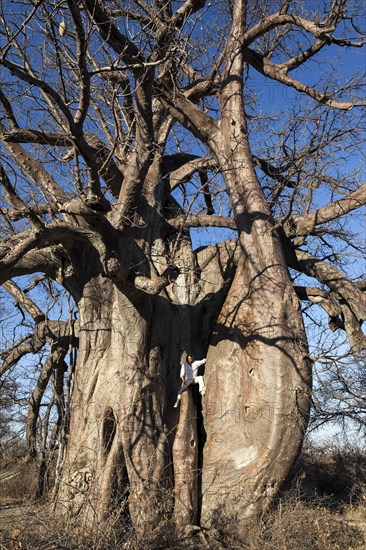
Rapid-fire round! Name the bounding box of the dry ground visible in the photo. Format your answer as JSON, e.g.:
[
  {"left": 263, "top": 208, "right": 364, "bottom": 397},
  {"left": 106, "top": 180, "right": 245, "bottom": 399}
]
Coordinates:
[
  {"left": 0, "top": 499, "right": 365, "bottom": 550},
  {"left": 0, "top": 449, "right": 365, "bottom": 549}
]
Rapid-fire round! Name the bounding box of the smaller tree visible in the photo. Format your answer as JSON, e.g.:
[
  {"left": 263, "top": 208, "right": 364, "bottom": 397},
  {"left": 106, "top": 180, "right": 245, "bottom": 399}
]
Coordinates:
[
  {"left": 312, "top": 354, "right": 366, "bottom": 436},
  {"left": 0, "top": 377, "right": 17, "bottom": 453}
]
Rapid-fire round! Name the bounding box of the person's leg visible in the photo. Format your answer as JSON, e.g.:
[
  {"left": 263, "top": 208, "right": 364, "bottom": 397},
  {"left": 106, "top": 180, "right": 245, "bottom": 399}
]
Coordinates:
[
  {"left": 194, "top": 376, "right": 205, "bottom": 395},
  {"left": 174, "top": 379, "right": 194, "bottom": 407},
  {"left": 177, "top": 379, "right": 193, "bottom": 397}
]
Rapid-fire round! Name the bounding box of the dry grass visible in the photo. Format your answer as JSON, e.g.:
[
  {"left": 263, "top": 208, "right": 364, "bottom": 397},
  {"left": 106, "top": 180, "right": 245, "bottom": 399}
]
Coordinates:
[
  {"left": 238, "top": 499, "right": 364, "bottom": 550},
  {"left": 0, "top": 446, "right": 365, "bottom": 549},
  {"left": 0, "top": 460, "right": 38, "bottom": 506},
  {"left": 1, "top": 499, "right": 365, "bottom": 550}
]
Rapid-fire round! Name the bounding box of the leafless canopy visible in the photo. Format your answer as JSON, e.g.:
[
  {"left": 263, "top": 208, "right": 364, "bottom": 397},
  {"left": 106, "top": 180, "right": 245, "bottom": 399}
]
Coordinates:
[{"left": 0, "top": 0, "right": 365, "bottom": 529}]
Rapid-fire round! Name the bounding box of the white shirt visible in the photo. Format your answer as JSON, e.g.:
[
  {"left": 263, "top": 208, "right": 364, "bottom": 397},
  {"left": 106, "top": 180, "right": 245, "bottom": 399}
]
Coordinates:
[{"left": 180, "top": 359, "right": 206, "bottom": 380}]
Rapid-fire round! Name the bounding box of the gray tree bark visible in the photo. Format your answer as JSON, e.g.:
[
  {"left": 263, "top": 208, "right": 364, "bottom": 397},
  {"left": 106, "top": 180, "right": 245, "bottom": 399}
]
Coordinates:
[{"left": 172, "top": 389, "right": 199, "bottom": 526}]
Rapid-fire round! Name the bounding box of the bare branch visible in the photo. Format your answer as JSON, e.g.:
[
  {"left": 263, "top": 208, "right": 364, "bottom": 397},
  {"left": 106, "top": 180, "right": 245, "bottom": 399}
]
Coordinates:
[
  {"left": 244, "top": 48, "right": 365, "bottom": 110},
  {"left": 67, "top": 0, "right": 90, "bottom": 128},
  {"left": 0, "top": 320, "right": 75, "bottom": 377},
  {"left": 83, "top": 0, "right": 144, "bottom": 61},
  {"left": 280, "top": 39, "right": 327, "bottom": 72},
  {"left": 1, "top": 335, "right": 43, "bottom": 378},
  {"left": 288, "top": 182, "right": 366, "bottom": 237},
  {"left": 3, "top": 129, "right": 124, "bottom": 197},
  {"left": 0, "top": 88, "right": 19, "bottom": 128},
  {"left": 168, "top": 156, "right": 216, "bottom": 190},
  {"left": 0, "top": 58, "right": 74, "bottom": 125},
  {"left": 168, "top": 214, "right": 236, "bottom": 231},
  {"left": 2, "top": 280, "right": 45, "bottom": 322},
  {"left": 0, "top": 224, "right": 105, "bottom": 282},
  {"left": 174, "top": 0, "right": 206, "bottom": 20},
  {"left": 107, "top": 6, "right": 154, "bottom": 27},
  {"left": 286, "top": 246, "right": 366, "bottom": 327},
  {"left": 243, "top": 13, "right": 336, "bottom": 47},
  {"left": 26, "top": 342, "right": 68, "bottom": 459},
  {"left": 158, "top": 83, "right": 219, "bottom": 144},
  {"left": 294, "top": 285, "right": 340, "bottom": 319},
  {"left": 290, "top": 255, "right": 366, "bottom": 354},
  {"left": 0, "top": 132, "right": 70, "bottom": 208},
  {"left": 0, "top": 161, "right": 44, "bottom": 229}
]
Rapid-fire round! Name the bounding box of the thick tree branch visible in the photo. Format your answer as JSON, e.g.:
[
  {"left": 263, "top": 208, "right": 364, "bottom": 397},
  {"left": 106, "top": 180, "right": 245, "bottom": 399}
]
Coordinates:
[
  {"left": 287, "top": 182, "right": 366, "bottom": 237},
  {"left": 83, "top": 0, "right": 143, "bottom": 61},
  {"left": 286, "top": 246, "right": 366, "bottom": 353},
  {"left": 200, "top": 170, "right": 215, "bottom": 215},
  {"left": 290, "top": 248, "right": 366, "bottom": 321},
  {"left": 0, "top": 320, "right": 75, "bottom": 377},
  {"left": 0, "top": 204, "right": 56, "bottom": 223},
  {"left": 2, "top": 280, "right": 45, "bottom": 323},
  {"left": 168, "top": 214, "right": 236, "bottom": 231},
  {"left": 26, "top": 342, "right": 69, "bottom": 459},
  {"left": 294, "top": 285, "right": 343, "bottom": 331},
  {"left": 67, "top": 0, "right": 90, "bottom": 128},
  {"left": 182, "top": 76, "right": 220, "bottom": 103},
  {"left": 0, "top": 245, "right": 61, "bottom": 286},
  {"left": 133, "top": 271, "right": 176, "bottom": 295},
  {"left": 3, "top": 129, "right": 70, "bottom": 147},
  {"left": 0, "top": 88, "right": 19, "bottom": 128},
  {"left": 1, "top": 334, "right": 42, "bottom": 378},
  {"left": 173, "top": 0, "right": 206, "bottom": 21},
  {"left": 158, "top": 83, "right": 218, "bottom": 145},
  {"left": 243, "top": 13, "right": 336, "bottom": 47},
  {"left": 0, "top": 224, "right": 105, "bottom": 281},
  {"left": 280, "top": 39, "right": 326, "bottom": 72},
  {"left": 253, "top": 155, "right": 298, "bottom": 189},
  {"left": 167, "top": 156, "right": 216, "bottom": 191},
  {"left": 0, "top": 132, "right": 70, "bottom": 208}
]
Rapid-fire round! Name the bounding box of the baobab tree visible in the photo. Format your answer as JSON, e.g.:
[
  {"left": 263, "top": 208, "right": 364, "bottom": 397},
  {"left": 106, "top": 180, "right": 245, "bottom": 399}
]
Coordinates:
[{"left": 0, "top": 0, "right": 365, "bottom": 535}]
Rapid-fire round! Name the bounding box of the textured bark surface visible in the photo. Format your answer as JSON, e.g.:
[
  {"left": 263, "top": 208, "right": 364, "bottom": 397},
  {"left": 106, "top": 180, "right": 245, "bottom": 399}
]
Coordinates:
[
  {"left": 172, "top": 389, "right": 199, "bottom": 526},
  {"left": 201, "top": 256, "right": 310, "bottom": 525},
  {"left": 196, "top": 9, "right": 312, "bottom": 520},
  {"left": 56, "top": 277, "right": 168, "bottom": 530},
  {"left": 54, "top": 262, "right": 222, "bottom": 531}
]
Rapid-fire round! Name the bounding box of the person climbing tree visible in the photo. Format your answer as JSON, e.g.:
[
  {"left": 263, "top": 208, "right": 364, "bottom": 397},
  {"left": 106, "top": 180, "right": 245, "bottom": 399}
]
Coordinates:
[{"left": 174, "top": 354, "right": 206, "bottom": 408}]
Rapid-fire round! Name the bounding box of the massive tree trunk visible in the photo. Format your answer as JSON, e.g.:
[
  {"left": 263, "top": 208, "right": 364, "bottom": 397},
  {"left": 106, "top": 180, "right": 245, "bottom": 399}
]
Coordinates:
[
  {"left": 200, "top": 170, "right": 311, "bottom": 523},
  {"left": 202, "top": 188, "right": 311, "bottom": 525},
  {"left": 199, "top": 149, "right": 311, "bottom": 524},
  {"left": 54, "top": 254, "right": 221, "bottom": 531},
  {"left": 54, "top": 114, "right": 311, "bottom": 534},
  {"left": 196, "top": 5, "right": 312, "bottom": 523},
  {"left": 202, "top": 253, "right": 310, "bottom": 524},
  {"left": 56, "top": 276, "right": 170, "bottom": 531},
  {"left": 200, "top": 100, "right": 311, "bottom": 527}
]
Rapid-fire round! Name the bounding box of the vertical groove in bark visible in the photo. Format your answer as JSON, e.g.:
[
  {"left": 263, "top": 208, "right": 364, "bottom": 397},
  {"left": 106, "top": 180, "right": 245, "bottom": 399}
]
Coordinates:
[
  {"left": 102, "top": 408, "right": 117, "bottom": 456},
  {"left": 172, "top": 389, "right": 199, "bottom": 526}
]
